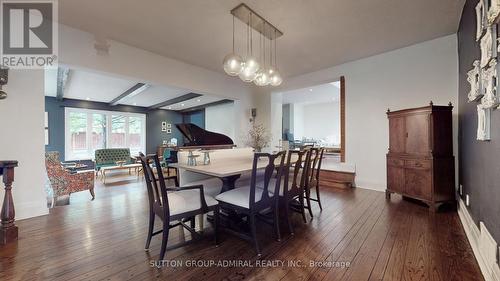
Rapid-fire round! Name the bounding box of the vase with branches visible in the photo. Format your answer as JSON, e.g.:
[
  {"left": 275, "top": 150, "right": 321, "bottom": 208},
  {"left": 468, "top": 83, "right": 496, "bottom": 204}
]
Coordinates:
[{"left": 244, "top": 123, "right": 271, "bottom": 152}]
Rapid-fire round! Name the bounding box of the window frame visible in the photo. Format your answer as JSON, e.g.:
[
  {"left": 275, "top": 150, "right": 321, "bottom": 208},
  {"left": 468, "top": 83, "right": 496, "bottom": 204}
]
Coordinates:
[{"left": 64, "top": 107, "right": 146, "bottom": 160}]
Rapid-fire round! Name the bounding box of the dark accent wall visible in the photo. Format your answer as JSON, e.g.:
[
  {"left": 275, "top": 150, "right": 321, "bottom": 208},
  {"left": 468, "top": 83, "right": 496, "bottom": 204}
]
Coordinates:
[
  {"left": 45, "top": 97, "right": 185, "bottom": 159},
  {"left": 458, "top": 0, "right": 500, "bottom": 245},
  {"left": 146, "top": 110, "right": 184, "bottom": 154}
]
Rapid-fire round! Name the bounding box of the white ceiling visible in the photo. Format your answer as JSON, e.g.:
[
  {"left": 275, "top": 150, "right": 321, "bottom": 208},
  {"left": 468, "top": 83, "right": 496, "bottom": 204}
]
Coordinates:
[
  {"left": 282, "top": 81, "right": 339, "bottom": 105},
  {"left": 45, "top": 68, "right": 227, "bottom": 109},
  {"left": 58, "top": 0, "right": 465, "bottom": 78}
]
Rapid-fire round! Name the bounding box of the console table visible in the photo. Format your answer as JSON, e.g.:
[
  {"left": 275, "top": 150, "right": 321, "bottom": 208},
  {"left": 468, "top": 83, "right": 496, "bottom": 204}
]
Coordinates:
[{"left": 0, "top": 160, "right": 18, "bottom": 245}]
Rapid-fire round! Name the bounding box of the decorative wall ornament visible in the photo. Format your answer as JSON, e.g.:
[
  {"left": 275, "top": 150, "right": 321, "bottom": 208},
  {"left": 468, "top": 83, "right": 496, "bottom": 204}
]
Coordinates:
[
  {"left": 488, "top": 0, "right": 500, "bottom": 24},
  {"left": 468, "top": 60, "right": 483, "bottom": 101},
  {"left": 477, "top": 104, "right": 491, "bottom": 141},
  {"left": 481, "top": 59, "right": 499, "bottom": 108},
  {"left": 477, "top": 0, "right": 487, "bottom": 41},
  {"left": 480, "top": 25, "right": 497, "bottom": 68}
]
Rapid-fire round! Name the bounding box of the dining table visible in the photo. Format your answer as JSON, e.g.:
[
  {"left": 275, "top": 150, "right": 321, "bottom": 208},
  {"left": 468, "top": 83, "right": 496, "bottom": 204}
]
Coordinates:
[{"left": 172, "top": 155, "right": 272, "bottom": 192}]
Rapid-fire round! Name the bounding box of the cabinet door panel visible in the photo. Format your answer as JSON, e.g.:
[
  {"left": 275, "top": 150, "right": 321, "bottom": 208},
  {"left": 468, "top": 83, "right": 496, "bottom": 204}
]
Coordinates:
[
  {"left": 389, "top": 117, "right": 406, "bottom": 153},
  {"left": 404, "top": 168, "right": 432, "bottom": 201},
  {"left": 387, "top": 165, "right": 404, "bottom": 193},
  {"left": 405, "top": 114, "right": 430, "bottom": 155}
]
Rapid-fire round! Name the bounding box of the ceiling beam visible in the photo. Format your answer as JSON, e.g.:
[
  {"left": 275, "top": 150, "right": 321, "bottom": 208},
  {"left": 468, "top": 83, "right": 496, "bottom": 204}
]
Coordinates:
[
  {"left": 180, "top": 99, "right": 234, "bottom": 113},
  {"left": 109, "top": 83, "right": 149, "bottom": 106},
  {"left": 56, "top": 68, "right": 71, "bottom": 101},
  {"left": 148, "top": 93, "right": 202, "bottom": 110}
]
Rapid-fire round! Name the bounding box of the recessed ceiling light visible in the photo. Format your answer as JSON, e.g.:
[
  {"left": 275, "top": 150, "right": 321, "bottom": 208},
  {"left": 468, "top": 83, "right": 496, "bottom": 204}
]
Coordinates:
[
  {"left": 133, "top": 103, "right": 137, "bottom": 106},
  {"left": 167, "top": 106, "right": 172, "bottom": 110},
  {"left": 181, "top": 103, "right": 185, "bottom": 107},
  {"left": 197, "top": 99, "right": 201, "bottom": 102},
  {"left": 86, "top": 97, "right": 90, "bottom": 100},
  {"left": 309, "top": 89, "right": 313, "bottom": 92}
]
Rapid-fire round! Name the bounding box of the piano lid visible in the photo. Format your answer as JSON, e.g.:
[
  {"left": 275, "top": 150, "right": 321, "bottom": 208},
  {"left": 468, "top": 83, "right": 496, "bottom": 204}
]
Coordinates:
[{"left": 176, "top": 123, "right": 234, "bottom": 147}]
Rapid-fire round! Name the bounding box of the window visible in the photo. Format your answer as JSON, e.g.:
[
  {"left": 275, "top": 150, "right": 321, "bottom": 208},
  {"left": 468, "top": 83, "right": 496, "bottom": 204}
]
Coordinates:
[{"left": 65, "top": 108, "right": 146, "bottom": 160}]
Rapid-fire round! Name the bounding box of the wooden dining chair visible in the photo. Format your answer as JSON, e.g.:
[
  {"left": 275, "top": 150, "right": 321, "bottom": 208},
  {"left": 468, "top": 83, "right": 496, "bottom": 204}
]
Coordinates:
[
  {"left": 281, "top": 149, "right": 310, "bottom": 235},
  {"left": 303, "top": 148, "right": 319, "bottom": 218},
  {"left": 308, "top": 148, "right": 325, "bottom": 211},
  {"left": 215, "top": 151, "right": 286, "bottom": 257},
  {"left": 139, "top": 153, "right": 220, "bottom": 260}
]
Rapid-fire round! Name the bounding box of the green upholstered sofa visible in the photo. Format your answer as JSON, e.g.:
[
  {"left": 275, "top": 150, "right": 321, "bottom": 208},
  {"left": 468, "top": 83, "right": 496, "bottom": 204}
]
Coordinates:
[{"left": 94, "top": 148, "right": 136, "bottom": 171}]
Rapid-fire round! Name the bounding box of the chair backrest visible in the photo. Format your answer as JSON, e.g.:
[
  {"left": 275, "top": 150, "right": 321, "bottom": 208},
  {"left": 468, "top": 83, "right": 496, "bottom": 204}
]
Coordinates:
[
  {"left": 163, "top": 148, "right": 171, "bottom": 160},
  {"left": 45, "top": 151, "right": 63, "bottom": 180},
  {"left": 303, "top": 148, "right": 319, "bottom": 191},
  {"left": 283, "top": 149, "right": 309, "bottom": 199},
  {"left": 163, "top": 148, "right": 179, "bottom": 163},
  {"left": 95, "top": 148, "right": 131, "bottom": 165},
  {"left": 249, "top": 151, "right": 286, "bottom": 209},
  {"left": 139, "top": 153, "right": 174, "bottom": 219},
  {"left": 314, "top": 148, "right": 325, "bottom": 182}
]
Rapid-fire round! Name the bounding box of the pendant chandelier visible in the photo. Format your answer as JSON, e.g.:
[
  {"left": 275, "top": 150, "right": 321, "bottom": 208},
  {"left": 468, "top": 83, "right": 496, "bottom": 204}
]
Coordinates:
[{"left": 223, "top": 3, "right": 283, "bottom": 86}]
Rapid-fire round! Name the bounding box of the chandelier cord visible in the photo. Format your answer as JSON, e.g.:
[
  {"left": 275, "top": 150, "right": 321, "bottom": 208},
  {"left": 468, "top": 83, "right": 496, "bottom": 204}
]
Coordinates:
[
  {"left": 232, "top": 15, "right": 235, "bottom": 53},
  {"left": 274, "top": 29, "right": 277, "bottom": 67},
  {"left": 250, "top": 12, "right": 253, "bottom": 57}
]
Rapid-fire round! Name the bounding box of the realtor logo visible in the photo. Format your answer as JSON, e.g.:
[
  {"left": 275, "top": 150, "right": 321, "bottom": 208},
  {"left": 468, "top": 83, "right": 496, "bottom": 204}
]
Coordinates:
[{"left": 1, "top": 0, "right": 58, "bottom": 69}]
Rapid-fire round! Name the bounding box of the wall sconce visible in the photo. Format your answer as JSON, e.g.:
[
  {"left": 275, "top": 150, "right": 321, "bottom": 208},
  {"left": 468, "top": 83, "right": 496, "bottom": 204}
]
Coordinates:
[{"left": 0, "top": 68, "right": 8, "bottom": 100}]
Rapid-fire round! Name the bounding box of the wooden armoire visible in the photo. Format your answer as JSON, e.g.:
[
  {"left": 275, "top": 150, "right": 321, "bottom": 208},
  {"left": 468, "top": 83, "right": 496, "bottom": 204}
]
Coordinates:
[{"left": 386, "top": 102, "right": 455, "bottom": 211}]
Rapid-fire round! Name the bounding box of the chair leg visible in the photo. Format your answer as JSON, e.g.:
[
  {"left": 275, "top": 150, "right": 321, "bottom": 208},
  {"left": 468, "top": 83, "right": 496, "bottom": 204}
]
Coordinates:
[
  {"left": 159, "top": 219, "right": 169, "bottom": 260},
  {"left": 89, "top": 188, "right": 95, "bottom": 200},
  {"left": 145, "top": 211, "right": 155, "bottom": 251},
  {"left": 315, "top": 184, "right": 323, "bottom": 210},
  {"left": 286, "top": 200, "right": 294, "bottom": 235},
  {"left": 249, "top": 213, "right": 261, "bottom": 257},
  {"left": 299, "top": 195, "right": 307, "bottom": 223},
  {"left": 305, "top": 190, "right": 313, "bottom": 218},
  {"left": 273, "top": 205, "right": 281, "bottom": 242},
  {"left": 51, "top": 196, "right": 56, "bottom": 208},
  {"left": 214, "top": 208, "right": 220, "bottom": 246},
  {"left": 190, "top": 216, "right": 196, "bottom": 229}
]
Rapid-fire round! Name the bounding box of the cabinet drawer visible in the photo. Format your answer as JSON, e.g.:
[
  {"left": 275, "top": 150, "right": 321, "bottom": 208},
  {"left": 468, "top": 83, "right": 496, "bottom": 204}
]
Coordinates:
[
  {"left": 405, "top": 159, "right": 431, "bottom": 170},
  {"left": 387, "top": 158, "right": 405, "bottom": 167}
]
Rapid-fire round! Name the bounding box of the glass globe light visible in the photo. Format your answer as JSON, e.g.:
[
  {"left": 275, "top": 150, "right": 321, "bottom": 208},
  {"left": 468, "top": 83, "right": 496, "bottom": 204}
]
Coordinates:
[
  {"left": 242, "top": 56, "right": 260, "bottom": 75},
  {"left": 267, "top": 66, "right": 276, "bottom": 77},
  {"left": 270, "top": 70, "right": 283, "bottom": 86},
  {"left": 254, "top": 68, "right": 270, "bottom": 86},
  {"left": 238, "top": 62, "right": 258, "bottom": 82},
  {"left": 223, "top": 53, "right": 244, "bottom": 76}
]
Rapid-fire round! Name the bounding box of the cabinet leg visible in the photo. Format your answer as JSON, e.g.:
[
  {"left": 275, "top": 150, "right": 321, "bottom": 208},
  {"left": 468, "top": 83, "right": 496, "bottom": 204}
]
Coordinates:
[{"left": 385, "top": 190, "right": 391, "bottom": 200}]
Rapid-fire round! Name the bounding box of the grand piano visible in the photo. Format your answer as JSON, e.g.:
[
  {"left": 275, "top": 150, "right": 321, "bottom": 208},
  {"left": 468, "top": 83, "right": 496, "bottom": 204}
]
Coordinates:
[
  {"left": 176, "top": 123, "right": 235, "bottom": 149},
  {"left": 157, "top": 123, "right": 235, "bottom": 156}
]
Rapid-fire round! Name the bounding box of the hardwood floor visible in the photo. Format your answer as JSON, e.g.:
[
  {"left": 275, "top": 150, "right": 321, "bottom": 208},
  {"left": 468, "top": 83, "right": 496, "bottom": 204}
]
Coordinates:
[{"left": 0, "top": 172, "right": 483, "bottom": 281}]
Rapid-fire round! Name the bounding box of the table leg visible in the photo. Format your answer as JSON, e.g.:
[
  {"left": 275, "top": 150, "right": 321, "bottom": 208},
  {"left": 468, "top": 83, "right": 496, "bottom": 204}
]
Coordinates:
[{"left": 220, "top": 175, "right": 241, "bottom": 193}]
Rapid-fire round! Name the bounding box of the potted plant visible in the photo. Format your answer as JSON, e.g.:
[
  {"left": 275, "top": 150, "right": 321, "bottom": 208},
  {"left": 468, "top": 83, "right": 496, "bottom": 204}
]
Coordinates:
[{"left": 244, "top": 123, "right": 271, "bottom": 152}]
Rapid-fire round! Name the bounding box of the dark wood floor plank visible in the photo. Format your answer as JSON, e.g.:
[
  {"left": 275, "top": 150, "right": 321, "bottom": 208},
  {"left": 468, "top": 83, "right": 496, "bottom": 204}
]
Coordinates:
[
  {"left": 308, "top": 194, "right": 387, "bottom": 281},
  {"left": 381, "top": 199, "right": 415, "bottom": 281},
  {"left": 0, "top": 177, "right": 484, "bottom": 281},
  {"left": 368, "top": 200, "right": 411, "bottom": 281},
  {"left": 340, "top": 197, "right": 402, "bottom": 281}
]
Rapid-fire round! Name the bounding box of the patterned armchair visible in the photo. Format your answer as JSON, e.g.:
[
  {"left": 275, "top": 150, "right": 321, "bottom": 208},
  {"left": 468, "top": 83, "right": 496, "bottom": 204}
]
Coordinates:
[{"left": 45, "top": 152, "right": 95, "bottom": 207}]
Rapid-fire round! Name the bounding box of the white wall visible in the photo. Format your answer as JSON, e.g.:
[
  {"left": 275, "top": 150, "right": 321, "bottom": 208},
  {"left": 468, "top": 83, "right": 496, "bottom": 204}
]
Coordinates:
[
  {"left": 0, "top": 70, "right": 49, "bottom": 219},
  {"left": 300, "top": 102, "right": 340, "bottom": 144},
  {"left": 205, "top": 102, "right": 235, "bottom": 141},
  {"left": 270, "top": 35, "right": 459, "bottom": 191}
]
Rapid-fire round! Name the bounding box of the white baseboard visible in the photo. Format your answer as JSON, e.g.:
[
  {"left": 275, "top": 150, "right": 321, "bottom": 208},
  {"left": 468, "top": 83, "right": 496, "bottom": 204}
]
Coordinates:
[{"left": 457, "top": 198, "right": 500, "bottom": 281}]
